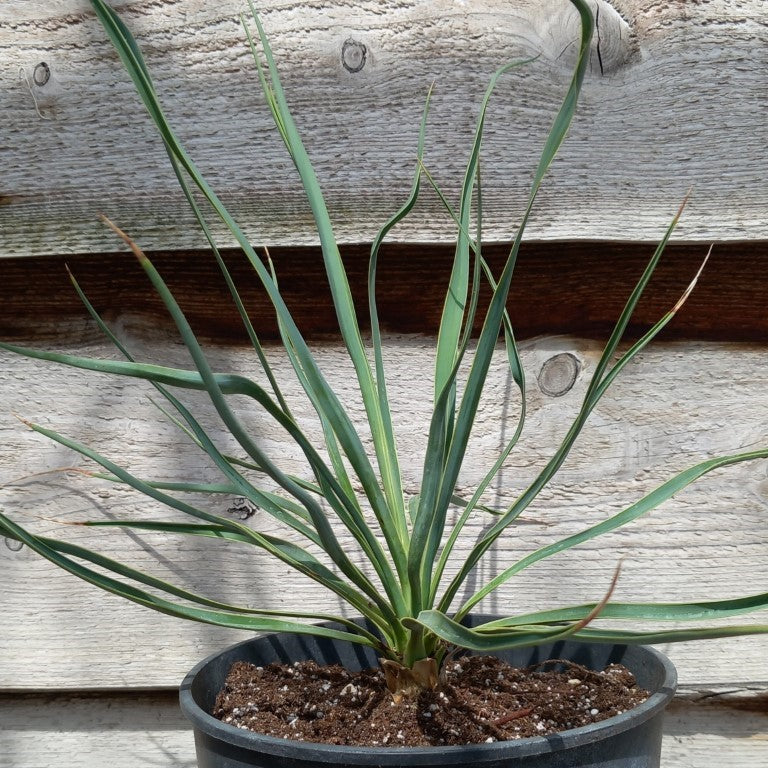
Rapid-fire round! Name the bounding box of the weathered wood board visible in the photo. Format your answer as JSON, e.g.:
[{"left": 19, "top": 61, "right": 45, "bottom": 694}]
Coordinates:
[
  {"left": 3, "top": 243, "right": 768, "bottom": 345},
  {"left": 1, "top": 692, "right": 766, "bottom": 767},
  {"left": 1, "top": 332, "right": 767, "bottom": 690},
  {"left": 2, "top": 0, "right": 768, "bottom": 257}
]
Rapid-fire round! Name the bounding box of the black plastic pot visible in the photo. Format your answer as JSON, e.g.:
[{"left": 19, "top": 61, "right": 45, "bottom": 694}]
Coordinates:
[{"left": 180, "top": 618, "right": 677, "bottom": 768}]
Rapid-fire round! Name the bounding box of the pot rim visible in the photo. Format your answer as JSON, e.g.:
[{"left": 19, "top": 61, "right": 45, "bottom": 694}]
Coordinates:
[{"left": 179, "top": 632, "right": 677, "bottom": 764}]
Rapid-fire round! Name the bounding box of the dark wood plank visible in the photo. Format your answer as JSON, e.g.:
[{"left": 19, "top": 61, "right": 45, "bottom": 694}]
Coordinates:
[{"left": 1, "top": 241, "right": 765, "bottom": 343}]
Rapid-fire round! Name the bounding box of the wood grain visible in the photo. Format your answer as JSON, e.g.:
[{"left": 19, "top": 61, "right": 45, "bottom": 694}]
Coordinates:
[
  {"left": 2, "top": 0, "right": 767, "bottom": 257},
  {"left": 1, "top": 332, "right": 767, "bottom": 689}
]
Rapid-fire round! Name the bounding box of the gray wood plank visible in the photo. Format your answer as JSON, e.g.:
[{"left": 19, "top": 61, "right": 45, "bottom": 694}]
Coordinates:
[
  {"left": 1, "top": 691, "right": 765, "bottom": 767},
  {"left": 1, "top": 333, "right": 767, "bottom": 689},
  {"left": 2, "top": 1, "right": 767, "bottom": 257}
]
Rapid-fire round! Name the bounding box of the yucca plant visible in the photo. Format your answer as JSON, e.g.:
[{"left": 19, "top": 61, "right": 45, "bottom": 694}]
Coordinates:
[{"left": 2, "top": 0, "right": 767, "bottom": 698}]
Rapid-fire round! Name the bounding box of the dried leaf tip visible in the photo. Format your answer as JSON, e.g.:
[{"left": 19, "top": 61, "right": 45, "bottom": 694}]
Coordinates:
[
  {"left": 672, "top": 244, "right": 712, "bottom": 314},
  {"left": 13, "top": 413, "right": 34, "bottom": 429},
  {"left": 673, "top": 187, "right": 694, "bottom": 224},
  {"left": 570, "top": 559, "right": 623, "bottom": 633},
  {"left": 98, "top": 213, "right": 149, "bottom": 263},
  {"left": 0, "top": 466, "right": 92, "bottom": 489}
]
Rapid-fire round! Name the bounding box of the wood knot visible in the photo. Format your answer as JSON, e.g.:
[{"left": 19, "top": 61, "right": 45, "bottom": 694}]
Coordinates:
[
  {"left": 341, "top": 38, "right": 367, "bottom": 73},
  {"left": 545, "top": 0, "right": 637, "bottom": 76},
  {"left": 538, "top": 353, "right": 580, "bottom": 397},
  {"left": 33, "top": 62, "right": 51, "bottom": 87},
  {"left": 4, "top": 537, "right": 24, "bottom": 553},
  {"left": 591, "top": 0, "right": 637, "bottom": 75}
]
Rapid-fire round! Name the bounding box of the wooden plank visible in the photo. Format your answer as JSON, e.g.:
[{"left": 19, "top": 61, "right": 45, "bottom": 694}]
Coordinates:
[
  {"left": 662, "top": 694, "right": 768, "bottom": 766},
  {"left": 2, "top": 0, "right": 767, "bottom": 257},
  {"left": 0, "top": 692, "right": 197, "bottom": 768},
  {"left": 1, "top": 241, "right": 767, "bottom": 344},
  {"left": 1, "top": 691, "right": 765, "bottom": 767},
  {"left": 1, "top": 332, "right": 767, "bottom": 689}
]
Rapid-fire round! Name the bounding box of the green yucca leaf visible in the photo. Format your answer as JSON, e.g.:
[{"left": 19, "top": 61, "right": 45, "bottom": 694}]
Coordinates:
[
  {"left": 435, "top": 226, "right": 710, "bottom": 615},
  {"left": 432, "top": 56, "right": 536, "bottom": 407},
  {"left": 410, "top": 609, "right": 768, "bottom": 652},
  {"left": 417, "top": 172, "right": 527, "bottom": 601},
  {"left": 479, "top": 592, "right": 768, "bottom": 626},
  {"left": 410, "top": 1, "right": 594, "bottom": 619},
  {"left": 7, "top": 517, "right": 384, "bottom": 650},
  {"left": 244, "top": 5, "right": 410, "bottom": 559},
  {"left": 94, "top": 0, "right": 409, "bottom": 587},
  {"left": 9, "top": 419, "right": 394, "bottom": 627},
  {"left": 453, "top": 446, "right": 768, "bottom": 619},
  {"left": 0, "top": 509, "right": 387, "bottom": 651},
  {"left": 410, "top": 562, "right": 624, "bottom": 651}
]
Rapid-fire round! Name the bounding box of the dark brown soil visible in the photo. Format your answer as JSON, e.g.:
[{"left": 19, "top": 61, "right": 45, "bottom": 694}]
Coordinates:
[{"left": 213, "top": 655, "right": 649, "bottom": 747}]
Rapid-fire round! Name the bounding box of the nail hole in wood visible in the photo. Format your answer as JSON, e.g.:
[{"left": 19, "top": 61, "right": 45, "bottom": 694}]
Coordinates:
[
  {"left": 341, "top": 39, "right": 367, "bottom": 73},
  {"left": 33, "top": 62, "right": 50, "bottom": 87},
  {"left": 538, "top": 353, "right": 580, "bottom": 397}
]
